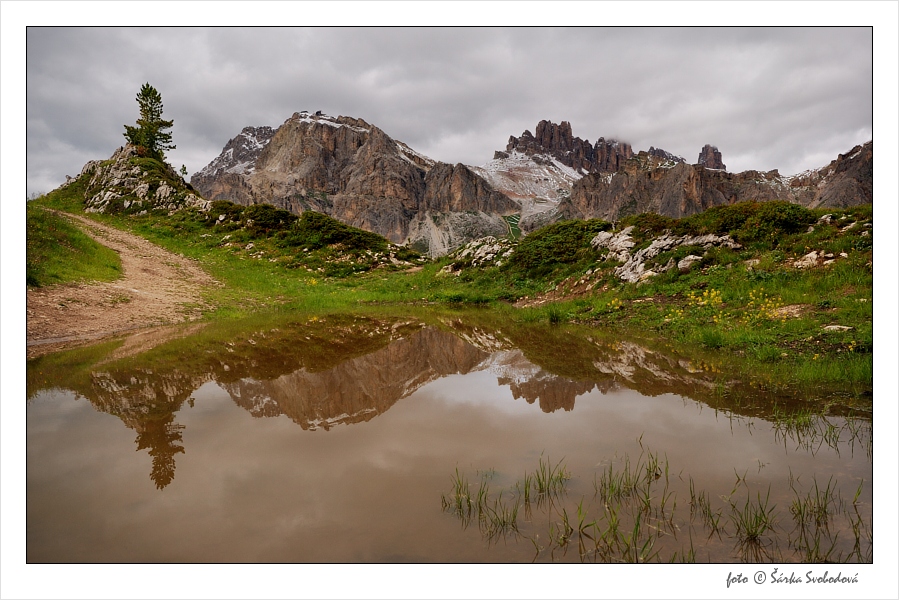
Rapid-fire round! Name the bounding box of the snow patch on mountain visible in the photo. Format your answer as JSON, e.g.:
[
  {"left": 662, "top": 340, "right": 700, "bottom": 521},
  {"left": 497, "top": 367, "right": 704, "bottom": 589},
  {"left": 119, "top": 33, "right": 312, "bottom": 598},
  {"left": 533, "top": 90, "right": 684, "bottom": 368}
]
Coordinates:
[
  {"left": 195, "top": 125, "right": 275, "bottom": 178},
  {"left": 396, "top": 141, "right": 436, "bottom": 169},
  {"left": 469, "top": 150, "right": 584, "bottom": 218},
  {"left": 286, "top": 110, "right": 370, "bottom": 134}
]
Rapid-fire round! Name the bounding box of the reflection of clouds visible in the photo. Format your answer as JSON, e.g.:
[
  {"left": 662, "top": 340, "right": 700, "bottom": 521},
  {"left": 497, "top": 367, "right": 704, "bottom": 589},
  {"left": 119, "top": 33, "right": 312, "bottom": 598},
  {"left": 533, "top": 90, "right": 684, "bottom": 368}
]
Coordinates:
[{"left": 28, "top": 367, "right": 872, "bottom": 563}]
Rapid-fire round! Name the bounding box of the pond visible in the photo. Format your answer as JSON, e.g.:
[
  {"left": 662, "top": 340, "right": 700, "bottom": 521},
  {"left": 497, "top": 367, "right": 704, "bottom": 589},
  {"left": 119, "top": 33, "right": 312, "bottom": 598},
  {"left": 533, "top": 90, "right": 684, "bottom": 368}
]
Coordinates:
[{"left": 26, "top": 310, "right": 873, "bottom": 564}]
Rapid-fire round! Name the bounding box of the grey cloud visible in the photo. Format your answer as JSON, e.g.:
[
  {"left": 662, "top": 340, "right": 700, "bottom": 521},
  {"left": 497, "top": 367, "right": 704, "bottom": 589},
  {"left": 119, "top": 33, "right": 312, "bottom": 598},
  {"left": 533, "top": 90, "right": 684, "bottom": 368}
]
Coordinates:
[{"left": 26, "top": 27, "right": 872, "bottom": 195}]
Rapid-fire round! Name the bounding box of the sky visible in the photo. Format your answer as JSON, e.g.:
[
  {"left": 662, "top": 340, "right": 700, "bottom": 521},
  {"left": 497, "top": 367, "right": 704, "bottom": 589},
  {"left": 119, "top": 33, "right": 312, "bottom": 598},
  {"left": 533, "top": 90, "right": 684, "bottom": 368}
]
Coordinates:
[{"left": 24, "top": 25, "right": 875, "bottom": 196}]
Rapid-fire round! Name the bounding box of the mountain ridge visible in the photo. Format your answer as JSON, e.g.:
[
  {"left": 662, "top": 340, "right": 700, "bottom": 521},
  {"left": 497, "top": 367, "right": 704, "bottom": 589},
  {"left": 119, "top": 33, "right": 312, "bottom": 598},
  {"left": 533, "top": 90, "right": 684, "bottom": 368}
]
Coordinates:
[{"left": 190, "top": 113, "right": 872, "bottom": 251}]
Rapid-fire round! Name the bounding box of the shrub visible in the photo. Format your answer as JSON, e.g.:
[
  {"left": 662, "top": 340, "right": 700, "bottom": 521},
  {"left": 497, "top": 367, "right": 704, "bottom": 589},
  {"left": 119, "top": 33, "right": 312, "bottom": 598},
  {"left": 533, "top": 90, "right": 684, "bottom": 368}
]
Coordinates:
[
  {"left": 209, "top": 200, "right": 245, "bottom": 223},
  {"left": 508, "top": 219, "right": 610, "bottom": 278},
  {"left": 242, "top": 203, "right": 297, "bottom": 234},
  {"left": 394, "top": 246, "right": 422, "bottom": 262},
  {"left": 738, "top": 201, "right": 815, "bottom": 242},
  {"left": 279, "top": 211, "right": 389, "bottom": 252},
  {"left": 675, "top": 202, "right": 760, "bottom": 236},
  {"left": 619, "top": 212, "right": 677, "bottom": 237}
]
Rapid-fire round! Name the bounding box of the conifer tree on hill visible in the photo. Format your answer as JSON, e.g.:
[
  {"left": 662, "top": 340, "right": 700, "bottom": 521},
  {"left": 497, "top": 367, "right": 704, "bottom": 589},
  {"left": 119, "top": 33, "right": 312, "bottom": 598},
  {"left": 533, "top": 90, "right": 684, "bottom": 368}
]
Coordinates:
[{"left": 123, "top": 83, "right": 175, "bottom": 160}]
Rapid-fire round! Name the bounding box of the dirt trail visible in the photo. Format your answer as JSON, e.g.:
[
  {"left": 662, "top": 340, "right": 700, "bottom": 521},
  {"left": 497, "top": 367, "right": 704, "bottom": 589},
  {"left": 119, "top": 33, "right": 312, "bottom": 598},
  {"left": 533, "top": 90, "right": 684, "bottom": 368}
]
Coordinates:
[{"left": 27, "top": 211, "right": 219, "bottom": 358}]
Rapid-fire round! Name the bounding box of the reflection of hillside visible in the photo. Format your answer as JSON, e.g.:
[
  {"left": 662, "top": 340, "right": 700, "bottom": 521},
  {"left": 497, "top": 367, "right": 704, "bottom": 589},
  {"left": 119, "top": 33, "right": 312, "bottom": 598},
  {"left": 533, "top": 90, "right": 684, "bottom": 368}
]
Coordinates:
[{"left": 222, "top": 328, "right": 488, "bottom": 429}]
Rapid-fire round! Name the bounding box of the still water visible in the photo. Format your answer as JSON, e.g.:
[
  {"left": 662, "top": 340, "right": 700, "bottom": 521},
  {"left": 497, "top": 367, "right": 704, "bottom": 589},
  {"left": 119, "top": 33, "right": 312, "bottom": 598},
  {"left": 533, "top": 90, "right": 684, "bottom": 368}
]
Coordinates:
[{"left": 26, "top": 311, "right": 872, "bottom": 563}]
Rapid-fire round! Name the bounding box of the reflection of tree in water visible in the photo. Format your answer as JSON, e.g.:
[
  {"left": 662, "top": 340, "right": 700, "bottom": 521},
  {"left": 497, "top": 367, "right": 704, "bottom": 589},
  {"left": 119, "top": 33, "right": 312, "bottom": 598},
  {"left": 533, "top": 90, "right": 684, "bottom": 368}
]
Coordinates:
[{"left": 134, "top": 413, "right": 185, "bottom": 489}]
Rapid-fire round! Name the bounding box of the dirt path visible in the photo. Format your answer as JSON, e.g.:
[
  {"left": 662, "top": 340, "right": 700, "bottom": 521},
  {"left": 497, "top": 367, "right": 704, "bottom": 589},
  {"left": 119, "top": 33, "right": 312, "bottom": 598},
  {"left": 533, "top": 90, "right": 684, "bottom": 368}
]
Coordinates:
[{"left": 27, "top": 211, "right": 220, "bottom": 357}]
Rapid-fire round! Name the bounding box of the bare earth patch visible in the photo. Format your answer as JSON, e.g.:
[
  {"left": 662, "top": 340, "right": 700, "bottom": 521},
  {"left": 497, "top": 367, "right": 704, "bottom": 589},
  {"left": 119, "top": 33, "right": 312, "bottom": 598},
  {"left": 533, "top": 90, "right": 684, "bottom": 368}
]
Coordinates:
[{"left": 27, "top": 212, "right": 219, "bottom": 358}]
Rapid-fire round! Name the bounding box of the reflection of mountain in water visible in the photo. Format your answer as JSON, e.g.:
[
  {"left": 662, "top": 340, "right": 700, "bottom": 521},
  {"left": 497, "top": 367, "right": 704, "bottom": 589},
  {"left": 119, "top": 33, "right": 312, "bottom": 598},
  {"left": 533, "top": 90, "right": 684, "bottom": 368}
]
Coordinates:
[
  {"left": 222, "top": 328, "right": 488, "bottom": 430},
  {"left": 477, "top": 350, "right": 604, "bottom": 412},
  {"left": 35, "top": 314, "right": 799, "bottom": 488}
]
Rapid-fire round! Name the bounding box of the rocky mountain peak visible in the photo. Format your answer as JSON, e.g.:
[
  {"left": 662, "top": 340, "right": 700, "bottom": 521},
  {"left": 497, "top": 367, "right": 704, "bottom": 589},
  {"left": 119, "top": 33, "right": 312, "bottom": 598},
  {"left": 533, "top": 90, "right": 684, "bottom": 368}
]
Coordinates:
[
  {"left": 697, "top": 144, "right": 726, "bottom": 170},
  {"left": 502, "top": 120, "right": 635, "bottom": 176},
  {"left": 647, "top": 147, "right": 686, "bottom": 164},
  {"left": 593, "top": 137, "right": 634, "bottom": 173},
  {"left": 194, "top": 125, "right": 275, "bottom": 180},
  {"left": 284, "top": 110, "right": 373, "bottom": 133},
  {"left": 191, "top": 111, "right": 515, "bottom": 256}
]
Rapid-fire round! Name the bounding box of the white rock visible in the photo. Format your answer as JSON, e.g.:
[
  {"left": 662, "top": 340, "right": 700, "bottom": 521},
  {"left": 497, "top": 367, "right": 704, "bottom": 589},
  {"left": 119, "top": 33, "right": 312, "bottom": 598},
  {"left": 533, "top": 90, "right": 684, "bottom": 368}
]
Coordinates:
[
  {"left": 677, "top": 255, "right": 704, "bottom": 270},
  {"left": 793, "top": 251, "right": 818, "bottom": 269}
]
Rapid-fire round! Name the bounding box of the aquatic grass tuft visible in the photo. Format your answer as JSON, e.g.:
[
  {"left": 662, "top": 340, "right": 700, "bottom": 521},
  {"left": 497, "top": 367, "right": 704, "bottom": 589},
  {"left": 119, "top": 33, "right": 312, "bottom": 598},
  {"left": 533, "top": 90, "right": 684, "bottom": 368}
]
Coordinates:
[
  {"left": 729, "top": 487, "right": 778, "bottom": 542},
  {"left": 533, "top": 455, "right": 570, "bottom": 499}
]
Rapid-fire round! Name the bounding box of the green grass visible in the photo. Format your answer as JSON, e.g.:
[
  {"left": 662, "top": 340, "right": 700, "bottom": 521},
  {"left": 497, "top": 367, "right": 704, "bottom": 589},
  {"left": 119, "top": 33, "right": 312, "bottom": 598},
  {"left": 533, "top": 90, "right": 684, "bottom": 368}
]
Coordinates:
[{"left": 26, "top": 202, "right": 122, "bottom": 287}]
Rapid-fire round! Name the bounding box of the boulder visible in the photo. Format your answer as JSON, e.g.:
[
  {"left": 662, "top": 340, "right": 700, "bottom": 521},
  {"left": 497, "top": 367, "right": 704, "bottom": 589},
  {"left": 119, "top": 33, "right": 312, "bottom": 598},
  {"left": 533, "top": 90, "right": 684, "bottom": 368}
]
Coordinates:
[{"left": 793, "top": 251, "right": 818, "bottom": 269}]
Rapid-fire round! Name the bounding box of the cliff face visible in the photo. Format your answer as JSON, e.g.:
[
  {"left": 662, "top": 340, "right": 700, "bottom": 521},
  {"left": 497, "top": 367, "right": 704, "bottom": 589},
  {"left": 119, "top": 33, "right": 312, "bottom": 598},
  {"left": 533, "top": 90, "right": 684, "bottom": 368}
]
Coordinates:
[
  {"left": 562, "top": 142, "right": 873, "bottom": 221},
  {"left": 192, "top": 111, "right": 515, "bottom": 255},
  {"left": 787, "top": 141, "right": 873, "bottom": 209}
]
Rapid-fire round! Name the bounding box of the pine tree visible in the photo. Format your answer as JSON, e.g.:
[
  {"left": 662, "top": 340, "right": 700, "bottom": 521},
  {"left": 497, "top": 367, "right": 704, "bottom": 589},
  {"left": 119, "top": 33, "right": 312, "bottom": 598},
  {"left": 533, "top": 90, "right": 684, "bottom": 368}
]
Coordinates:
[{"left": 124, "top": 83, "right": 176, "bottom": 159}]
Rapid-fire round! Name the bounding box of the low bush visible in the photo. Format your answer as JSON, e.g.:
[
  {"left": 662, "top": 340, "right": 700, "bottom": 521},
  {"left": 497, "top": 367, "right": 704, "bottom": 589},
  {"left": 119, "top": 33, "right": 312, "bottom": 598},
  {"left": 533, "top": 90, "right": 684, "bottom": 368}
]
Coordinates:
[
  {"left": 738, "top": 201, "right": 815, "bottom": 243},
  {"left": 672, "top": 201, "right": 816, "bottom": 246},
  {"left": 507, "top": 219, "right": 610, "bottom": 278},
  {"left": 279, "top": 211, "right": 389, "bottom": 252},
  {"left": 242, "top": 203, "right": 297, "bottom": 234},
  {"left": 619, "top": 212, "right": 677, "bottom": 237},
  {"left": 209, "top": 200, "right": 245, "bottom": 223}
]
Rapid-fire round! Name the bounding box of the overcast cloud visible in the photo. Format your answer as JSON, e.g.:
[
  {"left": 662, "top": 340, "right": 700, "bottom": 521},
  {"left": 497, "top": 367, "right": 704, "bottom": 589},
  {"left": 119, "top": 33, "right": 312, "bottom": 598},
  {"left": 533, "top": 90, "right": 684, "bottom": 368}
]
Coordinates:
[{"left": 25, "top": 26, "right": 873, "bottom": 196}]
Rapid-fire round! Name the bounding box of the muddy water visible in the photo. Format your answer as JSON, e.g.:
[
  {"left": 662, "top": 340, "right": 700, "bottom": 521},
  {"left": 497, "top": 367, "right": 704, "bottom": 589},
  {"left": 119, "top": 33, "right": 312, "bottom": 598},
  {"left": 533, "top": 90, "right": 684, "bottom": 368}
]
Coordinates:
[{"left": 26, "top": 311, "right": 872, "bottom": 563}]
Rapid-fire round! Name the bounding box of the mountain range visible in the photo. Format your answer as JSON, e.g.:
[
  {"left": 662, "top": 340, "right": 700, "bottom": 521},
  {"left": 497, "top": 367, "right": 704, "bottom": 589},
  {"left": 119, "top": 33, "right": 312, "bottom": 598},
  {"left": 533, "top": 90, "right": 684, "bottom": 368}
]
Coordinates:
[{"left": 182, "top": 112, "right": 869, "bottom": 256}]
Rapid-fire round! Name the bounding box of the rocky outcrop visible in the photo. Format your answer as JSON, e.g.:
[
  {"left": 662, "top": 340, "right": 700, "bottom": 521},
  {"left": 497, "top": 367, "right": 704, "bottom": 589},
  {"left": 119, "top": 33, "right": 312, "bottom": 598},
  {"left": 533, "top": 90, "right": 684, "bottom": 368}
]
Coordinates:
[
  {"left": 697, "top": 144, "right": 726, "bottom": 170},
  {"left": 192, "top": 111, "right": 516, "bottom": 254},
  {"left": 562, "top": 142, "right": 872, "bottom": 221},
  {"left": 439, "top": 236, "right": 517, "bottom": 273},
  {"left": 81, "top": 144, "right": 209, "bottom": 215},
  {"left": 591, "top": 226, "right": 741, "bottom": 283},
  {"left": 503, "top": 120, "right": 633, "bottom": 174},
  {"left": 648, "top": 146, "right": 685, "bottom": 164}
]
